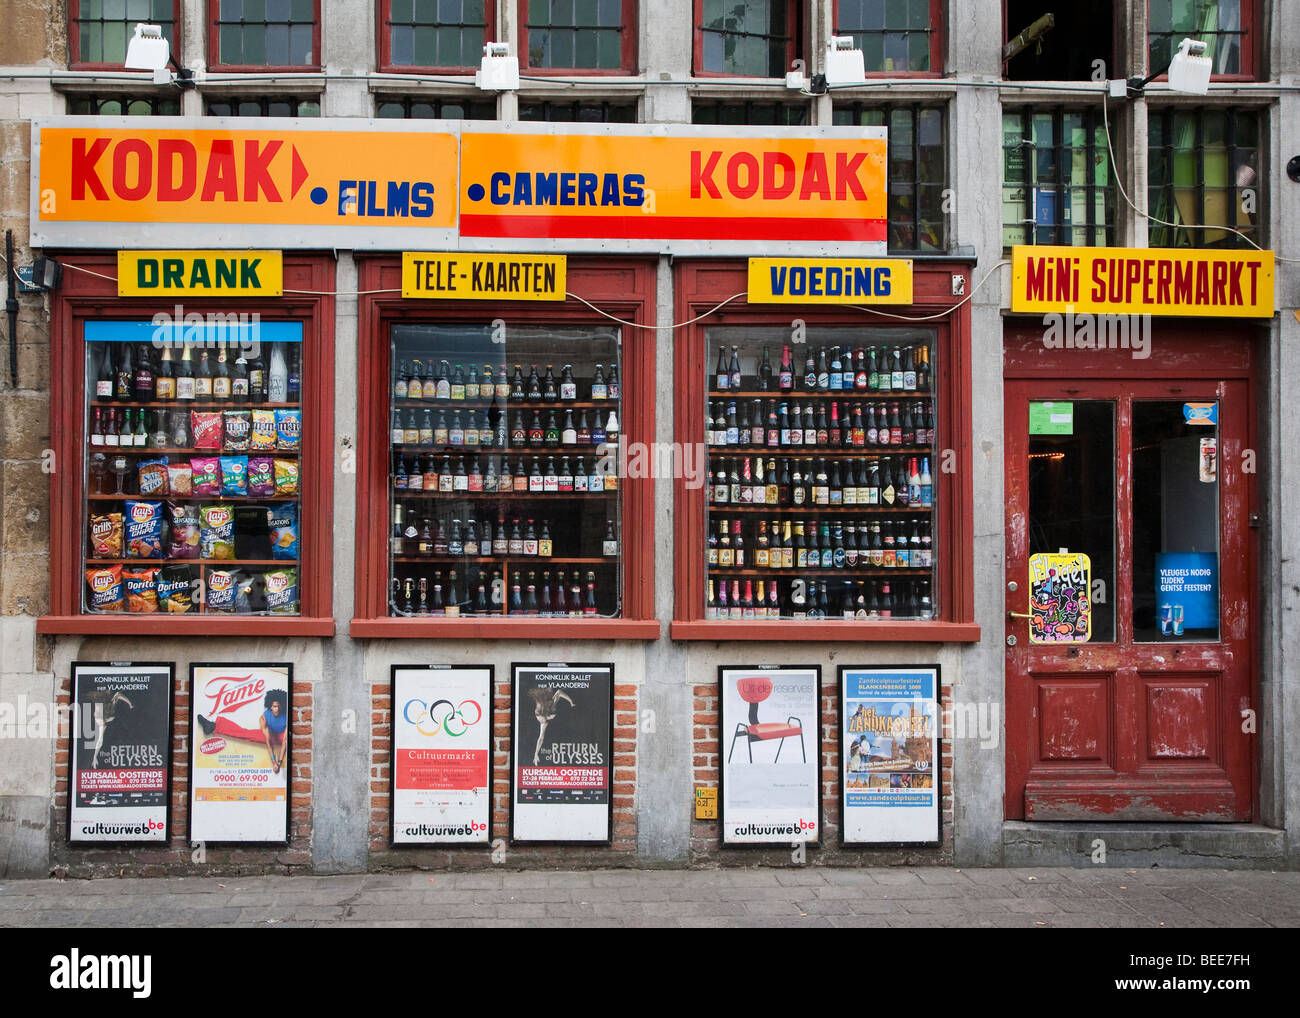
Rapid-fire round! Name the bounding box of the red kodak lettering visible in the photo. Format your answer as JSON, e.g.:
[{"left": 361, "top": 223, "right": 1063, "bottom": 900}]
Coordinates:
[
  {"left": 691, "top": 149, "right": 722, "bottom": 198},
  {"left": 834, "top": 151, "right": 868, "bottom": 200},
  {"left": 157, "top": 139, "right": 196, "bottom": 202},
  {"left": 112, "top": 139, "right": 153, "bottom": 201},
  {"left": 762, "top": 151, "right": 795, "bottom": 199},
  {"left": 243, "top": 140, "right": 283, "bottom": 202},
  {"left": 798, "top": 152, "right": 830, "bottom": 200},
  {"left": 71, "top": 137, "right": 111, "bottom": 201},
  {"left": 201, "top": 140, "right": 238, "bottom": 202}
]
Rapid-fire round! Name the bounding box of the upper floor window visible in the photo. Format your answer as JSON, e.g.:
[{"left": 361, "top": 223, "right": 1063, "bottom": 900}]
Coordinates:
[
  {"left": 834, "top": 0, "right": 942, "bottom": 74},
  {"left": 520, "top": 99, "right": 636, "bottom": 122},
  {"left": 381, "top": 0, "right": 492, "bottom": 71},
  {"left": 1002, "top": 108, "right": 1116, "bottom": 249},
  {"left": 696, "top": 0, "right": 797, "bottom": 77},
  {"left": 210, "top": 0, "right": 319, "bottom": 70},
  {"left": 1004, "top": 1, "right": 1114, "bottom": 81},
  {"left": 521, "top": 0, "right": 636, "bottom": 73},
  {"left": 207, "top": 96, "right": 321, "bottom": 116},
  {"left": 67, "top": 94, "right": 181, "bottom": 116},
  {"left": 1148, "top": 108, "right": 1262, "bottom": 249},
  {"left": 71, "top": 0, "right": 179, "bottom": 69},
  {"left": 377, "top": 96, "right": 496, "bottom": 119},
  {"left": 1149, "top": 0, "right": 1255, "bottom": 79},
  {"left": 692, "top": 100, "right": 808, "bottom": 125}
]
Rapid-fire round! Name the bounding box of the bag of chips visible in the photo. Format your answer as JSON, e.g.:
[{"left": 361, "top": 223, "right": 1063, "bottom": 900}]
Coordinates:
[
  {"left": 191, "top": 457, "right": 221, "bottom": 496},
  {"left": 275, "top": 409, "right": 302, "bottom": 451},
  {"left": 247, "top": 456, "right": 275, "bottom": 497},
  {"left": 167, "top": 461, "right": 193, "bottom": 496},
  {"left": 85, "top": 565, "right": 125, "bottom": 611},
  {"left": 90, "top": 512, "right": 123, "bottom": 559},
  {"left": 157, "top": 565, "right": 196, "bottom": 613},
  {"left": 264, "top": 567, "right": 299, "bottom": 614},
  {"left": 251, "top": 409, "right": 278, "bottom": 450},
  {"left": 200, "top": 503, "right": 236, "bottom": 560},
  {"left": 166, "top": 502, "right": 200, "bottom": 559},
  {"left": 205, "top": 568, "right": 242, "bottom": 612},
  {"left": 274, "top": 458, "right": 299, "bottom": 496},
  {"left": 125, "top": 500, "right": 164, "bottom": 559},
  {"left": 268, "top": 504, "right": 298, "bottom": 560},
  {"left": 220, "top": 455, "right": 249, "bottom": 497},
  {"left": 136, "top": 458, "right": 169, "bottom": 497},
  {"left": 223, "top": 409, "right": 252, "bottom": 451},
  {"left": 123, "top": 566, "right": 160, "bottom": 613}
]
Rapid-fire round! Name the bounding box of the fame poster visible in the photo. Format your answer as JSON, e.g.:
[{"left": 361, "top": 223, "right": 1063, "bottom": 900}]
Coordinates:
[
  {"left": 719, "top": 665, "right": 821, "bottom": 846},
  {"left": 839, "top": 665, "right": 941, "bottom": 846},
  {"left": 68, "top": 662, "right": 173, "bottom": 843},
  {"left": 391, "top": 665, "right": 493, "bottom": 845},
  {"left": 188, "top": 663, "right": 291, "bottom": 844},
  {"left": 510, "top": 663, "right": 612, "bottom": 844}
]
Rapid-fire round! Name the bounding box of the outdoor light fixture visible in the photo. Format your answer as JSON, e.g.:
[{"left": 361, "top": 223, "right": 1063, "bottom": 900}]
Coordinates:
[
  {"left": 476, "top": 42, "right": 519, "bottom": 91},
  {"left": 1124, "top": 37, "right": 1211, "bottom": 98},
  {"left": 124, "top": 23, "right": 195, "bottom": 89},
  {"left": 824, "top": 35, "right": 866, "bottom": 87},
  {"left": 30, "top": 255, "right": 62, "bottom": 292}
]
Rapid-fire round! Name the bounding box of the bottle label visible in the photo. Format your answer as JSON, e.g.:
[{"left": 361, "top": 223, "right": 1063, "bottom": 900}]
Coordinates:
[
  {"left": 509, "top": 539, "right": 523, "bottom": 555},
  {"left": 719, "top": 549, "right": 734, "bottom": 567},
  {"left": 523, "top": 539, "right": 538, "bottom": 555},
  {"left": 155, "top": 378, "right": 175, "bottom": 400},
  {"left": 213, "top": 377, "right": 231, "bottom": 398},
  {"left": 544, "top": 472, "right": 558, "bottom": 492},
  {"left": 561, "top": 382, "right": 577, "bottom": 400},
  {"left": 194, "top": 378, "right": 212, "bottom": 397},
  {"left": 529, "top": 475, "right": 543, "bottom": 492},
  {"left": 176, "top": 378, "right": 195, "bottom": 400},
  {"left": 592, "top": 384, "right": 608, "bottom": 400},
  {"left": 539, "top": 539, "right": 552, "bottom": 557}
]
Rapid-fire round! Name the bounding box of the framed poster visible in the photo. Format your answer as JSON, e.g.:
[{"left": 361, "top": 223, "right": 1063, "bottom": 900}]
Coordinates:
[
  {"left": 719, "top": 665, "right": 821, "bottom": 846},
  {"left": 510, "top": 663, "right": 612, "bottom": 844},
  {"left": 391, "top": 665, "right": 494, "bottom": 845},
  {"left": 188, "top": 663, "right": 292, "bottom": 844},
  {"left": 839, "top": 665, "right": 941, "bottom": 846},
  {"left": 68, "top": 661, "right": 173, "bottom": 844},
  {"left": 1028, "top": 551, "right": 1091, "bottom": 643}
]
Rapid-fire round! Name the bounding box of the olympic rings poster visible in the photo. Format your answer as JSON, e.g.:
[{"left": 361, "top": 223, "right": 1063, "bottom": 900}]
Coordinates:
[
  {"left": 188, "top": 663, "right": 291, "bottom": 844},
  {"left": 391, "top": 665, "right": 494, "bottom": 845},
  {"left": 510, "top": 663, "right": 613, "bottom": 844}
]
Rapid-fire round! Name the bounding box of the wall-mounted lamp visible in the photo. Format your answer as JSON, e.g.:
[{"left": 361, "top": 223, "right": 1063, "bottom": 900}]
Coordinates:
[
  {"left": 124, "top": 23, "right": 195, "bottom": 89},
  {"left": 30, "top": 255, "right": 63, "bottom": 292},
  {"left": 476, "top": 42, "right": 519, "bottom": 91},
  {"left": 1122, "top": 37, "right": 1211, "bottom": 98}
]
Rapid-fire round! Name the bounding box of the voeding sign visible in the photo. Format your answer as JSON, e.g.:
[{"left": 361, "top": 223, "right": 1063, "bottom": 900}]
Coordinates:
[{"left": 32, "top": 118, "right": 887, "bottom": 256}]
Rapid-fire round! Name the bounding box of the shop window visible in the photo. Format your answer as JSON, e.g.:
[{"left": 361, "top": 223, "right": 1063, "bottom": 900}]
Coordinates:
[
  {"left": 834, "top": 0, "right": 943, "bottom": 74},
  {"left": 206, "top": 96, "right": 321, "bottom": 116},
  {"left": 209, "top": 0, "right": 319, "bottom": 70},
  {"left": 351, "top": 258, "right": 658, "bottom": 639},
  {"left": 695, "top": 0, "right": 798, "bottom": 78},
  {"left": 66, "top": 94, "right": 182, "bottom": 116},
  {"left": 519, "top": 100, "right": 637, "bottom": 122},
  {"left": 521, "top": 0, "right": 637, "bottom": 73},
  {"left": 1004, "top": 1, "right": 1114, "bottom": 81},
  {"left": 380, "top": 0, "right": 492, "bottom": 71},
  {"left": 671, "top": 262, "right": 979, "bottom": 642},
  {"left": 376, "top": 96, "right": 496, "bottom": 119},
  {"left": 833, "top": 103, "right": 946, "bottom": 253},
  {"left": 41, "top": 255, "right": 336, "bottom": 636},
  {"left": 70, "top": 0, "right": 179, "bottom": 69},
  {"left": 1148, "top": 108, "right": 1262, "bottom": 250},
  {"left": 1149, "top": 0, "right": 1256, "bottom": 80},
  {"left": 1001, "top": 108, "right": 1115, "bottom": 249},
  {"left": 691, "top": 100, "right": 808, "bottom": 125}
]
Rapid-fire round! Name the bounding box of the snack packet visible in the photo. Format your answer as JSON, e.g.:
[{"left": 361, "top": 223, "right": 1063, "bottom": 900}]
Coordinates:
[
  {"left": 273, "top": 458, "right": 299, "bottom": 496},
  {"left": 251, "top": 409, "right": 277, "bottom": 450},
  {"left": 205, "top": 568, "right": 242, "bottom": 612},
  {"left": 247, "top": 456, "right": 275, "bottom": 497},
  {"left": 124, "top": 500, "right": 164, "bottom": 559},
  {"left": 220, "top": 455, "right": 249, "bottom": 497},
  {"left": 85, "top": 565, "right": 125, "bottom": 611},
  {"left": 200, "top": 503, "right": 236, "bottom": 560},
  {"left": 166, "top": 502, "right": 200, "bottom": 559},
  {"left": 157, "top": 566, "right": 195, "bottom": 613},
  {"left": 191, "top": 457, "right": 221, "bottom": 496},
  {"left": 223, "top": 409, "right": 252, "bottom": 451},
  {"left": 264, "top": 567, "right": 299, "bottom": 614},
  {"left": 274, "top": 409, "right": 302, "bottom": 451},
  {"left": 166, "top": 462, "right": 193, "bottom": 496},
  {"left": 268, "top": 504, "right": 298, "bottom": 560},
  {"left": 123, "top": 566, "right": 160, "bottom": 613},
  {"left": 191, "top": 411, "right": 223, "bottom": 450},
  {"left": 90, "top": 512, "right": 123, "bottom": 559},
  {"left": 136, "top": 458, "right": 169, "bottom": 497}
]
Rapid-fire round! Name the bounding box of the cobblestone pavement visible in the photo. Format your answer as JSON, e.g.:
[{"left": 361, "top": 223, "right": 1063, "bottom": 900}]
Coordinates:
[{"left": 1, "top": 867, "right": 1298, "bottom": 927}]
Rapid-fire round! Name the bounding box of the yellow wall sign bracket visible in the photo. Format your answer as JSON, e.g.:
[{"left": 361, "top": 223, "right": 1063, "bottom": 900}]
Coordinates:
[
  {"left": 118, "top": 250, "right": 283, "bottom": 296},
  {"left": 747, "top": 257, "right": 913, "bottom": 304},
  {"left": 402, "top": 252, "right": 566, "bottom": 300},
  {"left": 694, "top": 787, "right": 718, "bottom": 820}
]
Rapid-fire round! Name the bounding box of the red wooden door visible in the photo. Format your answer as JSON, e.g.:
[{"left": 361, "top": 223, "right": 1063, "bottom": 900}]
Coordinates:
[{"left": 1004, "top": 376, "right": 1254, "bottom": 821}]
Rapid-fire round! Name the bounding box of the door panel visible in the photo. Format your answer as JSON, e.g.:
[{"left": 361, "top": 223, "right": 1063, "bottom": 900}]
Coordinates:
[{"left": 1006, "top": 378, "right": 1252, "bottom": 822}]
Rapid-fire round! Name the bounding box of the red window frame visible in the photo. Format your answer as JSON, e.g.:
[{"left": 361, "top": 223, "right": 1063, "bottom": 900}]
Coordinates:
[
  {"left": 519, "top": 0, "right": 638, "bottom": 76},
  {"left": 207, "top": 0, "right": 322, "bottom": 72},
  {"left": 39, "top": 252, "right": 337, "bottom": 636},
  {"left": 350, "top": 255, "right": 659, "bottom": 639},
  {"left": 68, "top": 0, "right": 184, "bottom": 72},
  {"left": 376, "top": 0, "right": 497, "bottom": 74},
  {"left": 1146, "top": 0, "right": 1261, "bottom": 83},
  {"left": 669, "top": 259, "right": 980, "bottom": 642},
  {"left": 834, "top": 0, "right": 944, "bottom": 78},
  {"left": 692, "top": 0, "right": 799, "bottom": 78}
]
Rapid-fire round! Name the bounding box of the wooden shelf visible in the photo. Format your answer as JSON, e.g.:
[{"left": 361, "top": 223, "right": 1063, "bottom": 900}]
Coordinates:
[
  {"left": 91, "top": 401, "right": 301, "bottom": 410},
  {"left": 709, "top": 503, "right": 934, "bottom": 513},
  {"left": 88, "top": 494, "right": 297, "bottom": 502},
  {"left": 393, "top": 398, "right": 616, "bottom": 410},
  {"left": 706, "top": 446, "right": 934, "bottom": 457},
  {"left": 392, "top": 489, "right": 615, "bottom": 498},
  {"left": 708, "top": 567, "right": 931, "bottom": 577},
  {"left": 89, "top": 446, "right": 299, "bottom": 456},
  {"left": 393, "top": 556, "right": 610, "bottom": 564},
  {"left": 708, "top": 389, "right": 934, "bottom": 399},
  {"left": 86, "top": 558, "right": 298, "bottom": 566}
]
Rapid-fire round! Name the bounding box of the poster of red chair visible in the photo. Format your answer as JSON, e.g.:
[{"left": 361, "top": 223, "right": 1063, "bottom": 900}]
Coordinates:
[{"left": 719, "top": 665, "right": 821, "bottom": 846}]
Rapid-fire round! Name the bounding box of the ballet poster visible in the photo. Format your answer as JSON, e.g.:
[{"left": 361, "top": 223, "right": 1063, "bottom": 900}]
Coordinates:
[
  {"left": 839, "top": 665, "right": 941, "bottom": 846},
  {"left": 720, "top": 665, "right": 821, "bottom": 846},
  {"left": 68, "top": 661, "right": 173, "bottom": 843},
  {"left": 510, "top": 663, "right": 613, "bottom": 844},
  {"left": 391, "top": 665, "right": 493, "bottom": 845},
  {"left": 188, "top": 663, "right": 292, "bottom": 844}
]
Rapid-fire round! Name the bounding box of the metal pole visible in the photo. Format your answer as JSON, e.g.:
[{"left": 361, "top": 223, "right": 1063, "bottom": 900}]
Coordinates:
[{"left": 5, "top": 230, "right": 18, "bottom": 388}]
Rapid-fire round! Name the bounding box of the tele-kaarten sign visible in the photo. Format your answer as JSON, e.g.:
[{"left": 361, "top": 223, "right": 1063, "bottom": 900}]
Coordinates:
[
  {"left": 391, "top": 665, "right": 493, "bottom": 845},
  {"left": 188, "top": 663, "right": 291, "bottom": 844},
  {"left": 68, "top": 661, "right": 173, "bottom": 843},
  {"left": 401, "top": 252, "right": 565, "bottom": 300},
  {"left": 33, "top": 118, "right": 886, "bottom": 256},
  {"left": 719, "top": 665, "right": 821, "bottom": 846},
  {"left": 839, "top": 666, "right": 940, "bottom": 846},
  {"left": 1011, "top": 245, "right": 1275, "bottom": 318},
  {"left": 510, "top": 663, "right": 612, "bottom": 844}
]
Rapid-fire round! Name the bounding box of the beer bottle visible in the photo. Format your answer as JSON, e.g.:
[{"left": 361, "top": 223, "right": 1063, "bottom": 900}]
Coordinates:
[
  {"left": 560, "top": 364, "right": 577, "bottom": 400},
  {"left": 803, "top": 349, "right": 816, "bottom": 390},
  {"left": 176, "top": 345, "right": 196, "bottom": 401},
  {"left": 115, "top": 342, "right": 134, "bottom": 401},
  {"left": 155, "top": 345, "right": 176, "bottom": 402},
  {"left": 212, "top": 346, "right": 231, "bottom": 399},
  {"left": 829, "top": 346, "right": 843, "bottom": 390},
  {"left": 542, "top": 364, "right": 557, "bottom": 400},
  {"left": 96, "top": 343, "right": 116, "bottom": 402},
  {"left": 715, "top": 346, "right": 729, "bottom": 391},
  {"left": 194, "top": 350, "right": 213, "bottom": 398},
  {"left": 728, "top": 345, "right": 742, "bottom": 391},
  {"left": 134, "top": 344, "right": 155, "bottom": 401},
  {"left": 527, "top": 364, "right": 542, "bottom": 400},
  {"left": 591, "top": 363, "right": 607, "bottom": 400},
  {"left": 779, "top": 344, "right": 794, "bottom": 392},
  {"left": 758, "top": 346, "right": 773, "bottom": 391},
  {"left": 511, "top": 364, "right": 526, "bottom": 401}
]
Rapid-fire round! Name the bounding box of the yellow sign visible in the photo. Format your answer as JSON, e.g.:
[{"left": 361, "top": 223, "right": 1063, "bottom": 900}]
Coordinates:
[
  {"left": 694, "top": 787, "right": 718, "bottom": 820},
  {"left": 1028, "top": 552, "right": 1092, "bottom": 644},
  {"left": 747, "top": 258, "right": 913, "bottom": 303},
  {"left": 402, "top": 253, "right": 566, "bottom": 300},
  {"left": 1011, "top": 245, "right": 1274, "bottom": 318},
  {"left": 38, "top": 125, "right": 457, "bottom": 228},
  {"left": 118, "top": 250, "right": 283, "bottom": 296},
  {"left": 459, "top": 130, "right": 887, "bottom": 245}
]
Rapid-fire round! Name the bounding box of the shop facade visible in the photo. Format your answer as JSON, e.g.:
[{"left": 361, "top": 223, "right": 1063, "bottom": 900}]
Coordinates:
[{"left": 1, "top": 1, "right": 1297, "bottom": 876}]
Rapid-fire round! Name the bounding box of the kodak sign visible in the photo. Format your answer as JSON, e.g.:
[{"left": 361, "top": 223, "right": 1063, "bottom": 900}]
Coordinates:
[{"left": 1011, "top": 245, "right": 1275, "bottom": 319}]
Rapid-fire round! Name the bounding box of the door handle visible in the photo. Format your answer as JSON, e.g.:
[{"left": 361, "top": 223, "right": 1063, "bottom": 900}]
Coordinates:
[{"left": 1008, "top": 611, "right": 1033, "bottom": 620}]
